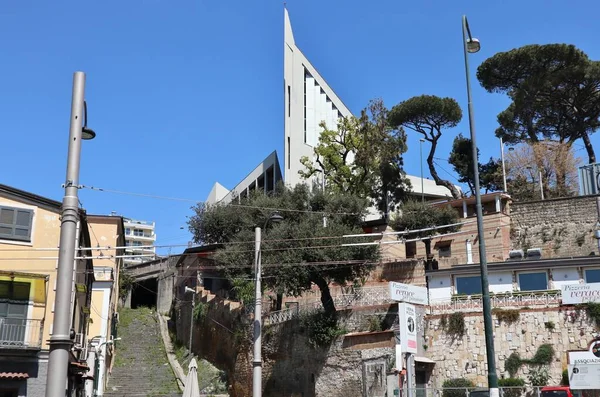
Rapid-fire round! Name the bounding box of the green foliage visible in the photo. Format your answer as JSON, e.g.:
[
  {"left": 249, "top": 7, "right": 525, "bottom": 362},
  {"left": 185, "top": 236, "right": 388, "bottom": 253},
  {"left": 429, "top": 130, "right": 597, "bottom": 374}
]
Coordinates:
[
  {"left": 299, "top": 310, "right": 347, "bottom": 349},
  {"left": 391, "top": 201, "right": 461, "bottom": 239},
  {"left": 300, "top": 99, "right": 412, "bottom": 215},
  {"left": 366, "top": 316, "right": 384, "bottom": 332},
  {"left": 544, "top": 321, "right": 555, "bottom": 330},
  {"left": 505, "top": 353, "right": 522, "bottom": 377},
  {"left": 528, "top": 366, "right": 550, "bottom": 386},
  {"left": 388, "top": 94, "right": 463, "bottom": 199},
  {"left": 441, "top": 378, "right": 474, "bottom": 397},
  {"left": 188, "top": 184, "right": 379, "bottom": 315},
  {"left": 498, "top": 378, "right": 525, "bottom": 397},
  {"left": 230, "top": 278, "right": 254, "bottom": 306},
  {"left": 119, "top": 272, "right": 135, "bottom": 302},
  {"left": 391, "top": 200, "right": 462, "bottom": 259},
  {"left": 585, "top": 302, "right": 600, "bottom": 328},
  {"left": 561, "top": 369, "right": 569, "bottom": 386},
  {"left": 449, "top": 133, "right": 503, "bottom": 195},
  {"left": 439, "top": 314, "right": 448, "bottom": 329},
  {"left": 492, "top": 309, "right": 520, "bottom": 325},
  {"left": 193, "top": 302, "right": 208, "bottom": 323},
  {"left": 528, "top": 344, "right": 555, "bottom": 365},
  {"left": 477, "top": 44, "right": 600, "bottom": 164}
]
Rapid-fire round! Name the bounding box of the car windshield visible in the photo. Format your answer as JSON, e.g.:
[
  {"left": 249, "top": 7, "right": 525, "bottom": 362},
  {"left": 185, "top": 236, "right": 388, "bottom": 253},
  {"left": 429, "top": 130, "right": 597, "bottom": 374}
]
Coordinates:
[{"left": 542, "top": 391, "right": 569, "bottom": 397}]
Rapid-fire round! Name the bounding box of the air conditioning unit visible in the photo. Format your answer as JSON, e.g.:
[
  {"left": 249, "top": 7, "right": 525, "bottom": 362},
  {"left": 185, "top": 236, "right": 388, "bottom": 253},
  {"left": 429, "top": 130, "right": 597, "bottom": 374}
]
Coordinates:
[
  {"left": 74, "top": 333, "right": 85, "bottom": 348},
  {"left": 526, "top": 248, "right": 542, "bottom": 259},
  {"left": 79, "top": 345, "right": 89, "bottom": 362},
  {"left": 508, "top": 250, "right": 524, "bottom": 261}
]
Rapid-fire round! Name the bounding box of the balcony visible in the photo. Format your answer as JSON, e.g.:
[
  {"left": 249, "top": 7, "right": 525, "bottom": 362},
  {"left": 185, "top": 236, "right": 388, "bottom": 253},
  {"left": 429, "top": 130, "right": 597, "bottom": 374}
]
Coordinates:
[
  {"left": 429, "top": 289, "right": 562, "bottom": 314},
  {"left": 0, "top": 318, "right": 43, "bottom": 350}
]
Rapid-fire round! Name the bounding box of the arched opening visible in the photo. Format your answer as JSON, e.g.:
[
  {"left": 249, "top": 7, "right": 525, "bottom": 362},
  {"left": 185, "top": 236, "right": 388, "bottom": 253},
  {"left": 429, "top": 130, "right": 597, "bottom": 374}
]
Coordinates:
[{"left": 131, "top": 278, "right": 158, "bottom": 309}]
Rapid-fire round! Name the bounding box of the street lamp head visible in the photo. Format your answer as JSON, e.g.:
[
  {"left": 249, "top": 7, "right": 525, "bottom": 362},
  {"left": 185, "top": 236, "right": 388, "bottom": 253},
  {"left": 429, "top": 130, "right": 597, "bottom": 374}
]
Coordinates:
[
  {"left": 81, "top": 101, "right": 96, "bottom": 140},
  {"left": 420, "top": 139, "right": 425, "bottom": 143},
  {"left": 269, "top": 212, "right": 284, "bottom": 223},
  {"left": 467, "top": 38, "right": 481, "bottom": 53},
  {"left": 508, "top": 147, "right": 515, "bottom": 152}
]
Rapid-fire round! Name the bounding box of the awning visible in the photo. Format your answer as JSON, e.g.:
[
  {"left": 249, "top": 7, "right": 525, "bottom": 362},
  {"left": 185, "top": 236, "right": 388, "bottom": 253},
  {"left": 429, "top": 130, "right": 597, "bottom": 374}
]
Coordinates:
[
  {"left": 414, "top": 356, "right": 436, "bottom": 364},
  {"left": 0, "top": 372, "right": 29, "bottom": 379}
]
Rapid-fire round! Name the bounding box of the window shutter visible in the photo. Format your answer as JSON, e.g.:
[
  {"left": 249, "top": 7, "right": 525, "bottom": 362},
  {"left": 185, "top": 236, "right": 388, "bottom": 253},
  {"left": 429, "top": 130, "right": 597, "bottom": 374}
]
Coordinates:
[{"left": 0, "top": 206, "right": 33, "bottom": 242}]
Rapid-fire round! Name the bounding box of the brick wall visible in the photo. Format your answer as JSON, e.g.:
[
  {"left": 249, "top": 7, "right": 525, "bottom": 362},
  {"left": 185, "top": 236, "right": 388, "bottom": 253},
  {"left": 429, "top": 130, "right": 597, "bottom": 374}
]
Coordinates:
[{"left": 510, "top": 195, "right": 600, "bottom": 258}]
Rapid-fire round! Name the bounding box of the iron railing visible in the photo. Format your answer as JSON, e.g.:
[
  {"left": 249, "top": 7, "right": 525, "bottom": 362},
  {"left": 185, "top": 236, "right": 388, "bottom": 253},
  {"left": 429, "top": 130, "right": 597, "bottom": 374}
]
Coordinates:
[
  {"left": 429, "top": 290, "right": 562, "bottom": 314},
  {"left": 0, "top": 318, "right": 44, "bottom": 349},
  {"left": 264, "top": 286, "right": 394, "bottom": 326}
]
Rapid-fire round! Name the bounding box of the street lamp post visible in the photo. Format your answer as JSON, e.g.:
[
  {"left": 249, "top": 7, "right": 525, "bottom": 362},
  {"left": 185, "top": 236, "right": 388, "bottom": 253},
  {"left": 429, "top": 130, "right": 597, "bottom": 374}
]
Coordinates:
[
  {"left": 419, "top": 138, "right": 425, "bottom": 202},
  {"left": 253, "top": 212, "right": 283, "bottom": 397},
  {"left": 45, "top": 71, "right": 96, "bottom": 397},
  {"left": 462, "top": 16, "right": 499, "bottom": 397}
]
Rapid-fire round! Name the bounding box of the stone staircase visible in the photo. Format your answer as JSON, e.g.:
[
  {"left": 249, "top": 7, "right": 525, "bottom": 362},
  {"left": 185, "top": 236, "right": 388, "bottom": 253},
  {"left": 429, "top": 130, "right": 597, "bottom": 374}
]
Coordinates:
[{"left": 105, "top": 307, "right": 181, "bottom": 397}]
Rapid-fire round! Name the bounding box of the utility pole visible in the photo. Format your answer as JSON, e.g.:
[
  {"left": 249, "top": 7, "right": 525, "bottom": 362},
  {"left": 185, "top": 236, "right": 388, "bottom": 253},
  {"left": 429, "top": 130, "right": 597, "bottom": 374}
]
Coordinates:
[
  {"left": 185, "top": 286, "right": 196, "bottom": 354},
  {"left": 539, "top": 171, "right": 545, "bottom": 200},
  {"left": 252, "top": 227, "right": 262, "bottom": 397},
  {"left": 45, "top": 72, "right": 86, "bottom": 397}
]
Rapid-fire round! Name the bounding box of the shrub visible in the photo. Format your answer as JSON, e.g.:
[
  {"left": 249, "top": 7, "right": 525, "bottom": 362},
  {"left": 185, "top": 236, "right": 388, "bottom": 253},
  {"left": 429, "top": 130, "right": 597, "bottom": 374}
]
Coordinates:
[
  {"left": 193, "top": 302, "right": 208, "bottom": 323},
  {"left": 442, "top": 378, "right": 474, "bottom": 397},
  {"left": 498, "top": 378, "right": 525, "bottom": 397},
  {"left": 528, "top": 366, "right": 550, "bottom": 386},
  {"left": 505, "top": 353, "right": 522, "bottom": 377},
  {"left": 585, "top": 302, "right": 600, "bottom": 328},
  {"left": 528, "top": 344, "right": 554, "bottom": 365},
  {"left": 492, "top": 308, "right": 520, "bottom": 324},
  {"left": 447, "top": 312, "right": 465, "bottom": 338},
  {"left": 299, "top": 310, "right": 347, "bottom": 348},
  {"left": 544, "top": 321, "right": 555, "bottom": 330},
  {"left": 440, "top": 314, "right": 448, "bottom": 329},
  {"left": 561, "top": 369, "right": 569, "bottom": 386}
]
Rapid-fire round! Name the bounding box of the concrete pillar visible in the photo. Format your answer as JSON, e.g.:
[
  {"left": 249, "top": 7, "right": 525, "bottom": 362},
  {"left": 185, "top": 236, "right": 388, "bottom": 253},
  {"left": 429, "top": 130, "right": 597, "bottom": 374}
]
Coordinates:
[
  {"left": 462, "top": 200, "right": 468, "bottom": 218},
  {"left": 495, "top": 195, "right": 501, "bottom": 213}
]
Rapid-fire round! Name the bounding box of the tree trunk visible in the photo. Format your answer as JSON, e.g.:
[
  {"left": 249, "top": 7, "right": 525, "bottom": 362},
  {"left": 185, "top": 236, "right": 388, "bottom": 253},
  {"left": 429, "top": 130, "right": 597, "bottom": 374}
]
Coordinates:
[
  {"left": 427, "top": 139, "right": 461, "bottom": 199},
  {"left": 424, "top": 239, "right": 433, "bottom": 270},
  {"left": 312, "top": 275, "right": 336, "bottom": 317},
  {"left": 582, "top": 133, "right": 597, "bottom": 164},
  {"left": 275, "top": 293, "right": 283, "bottom": 311}
]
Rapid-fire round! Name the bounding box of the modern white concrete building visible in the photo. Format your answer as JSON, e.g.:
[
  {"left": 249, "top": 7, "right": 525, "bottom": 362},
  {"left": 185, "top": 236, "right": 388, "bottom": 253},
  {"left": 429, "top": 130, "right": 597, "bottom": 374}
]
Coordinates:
[
  {"left": 123, "top": 218, "right": 156, "bottom": 266},
  {"left": 205, "top": 151, "right": 283, "bottom": 205},
  {"left": 206, "top": 9, "right": 458, "bottom": 210},
  {"left": 283, "top": 9, "right": 458, "bottom": 200}
]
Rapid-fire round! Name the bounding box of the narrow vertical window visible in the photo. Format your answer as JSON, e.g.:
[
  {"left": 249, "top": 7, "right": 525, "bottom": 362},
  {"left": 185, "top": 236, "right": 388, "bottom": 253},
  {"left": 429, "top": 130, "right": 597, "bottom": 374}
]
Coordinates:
[
  {"left": 287, "top": 86, "right": 291, "bottom": 117},
  {"left": 303, "top": 70, "right": 307, "bottom": 143},
  {"left": 287, "top": 137, "right": 291, "bottom": 169}
]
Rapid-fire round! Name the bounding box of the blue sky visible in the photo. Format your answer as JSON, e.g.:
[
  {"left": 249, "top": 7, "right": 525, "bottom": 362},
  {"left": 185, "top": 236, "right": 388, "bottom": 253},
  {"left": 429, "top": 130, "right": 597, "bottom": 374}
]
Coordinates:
[{"left": 1, "top": 1, "right": 599, "bottom": 254}]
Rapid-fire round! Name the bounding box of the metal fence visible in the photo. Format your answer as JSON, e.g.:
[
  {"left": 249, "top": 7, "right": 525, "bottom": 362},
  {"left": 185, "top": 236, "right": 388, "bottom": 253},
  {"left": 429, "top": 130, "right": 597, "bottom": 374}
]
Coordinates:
[
  {"left": 429, "top": 290, "right": 562, "bottom": 315},
  {"left": 400, "top": 388, "right": 600, "bottom": 397},
  {"left": 0, "top": 318, "right": 44, "bottom": 348}
]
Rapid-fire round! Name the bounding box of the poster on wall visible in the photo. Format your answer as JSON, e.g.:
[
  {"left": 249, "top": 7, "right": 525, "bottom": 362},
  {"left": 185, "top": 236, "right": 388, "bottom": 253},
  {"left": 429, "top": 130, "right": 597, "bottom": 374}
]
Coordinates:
[
  {"left": 398, "top": 302, "right": 417, "bottom": 354},
  {"left": 561, "top": 283, "right": 600, "bottom": 304},
  {"left": 568, "top": 343, "right": 600, "bottom": 389}
]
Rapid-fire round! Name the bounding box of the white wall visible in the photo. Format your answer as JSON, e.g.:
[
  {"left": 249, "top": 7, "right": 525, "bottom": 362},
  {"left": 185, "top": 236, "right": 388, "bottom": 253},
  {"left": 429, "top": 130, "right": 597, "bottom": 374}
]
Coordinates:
[
  {"left": 488, "top": 271, "right": 513, "bottom": 294},
  {"left": 428, "top": 275, "right": 452, "bottom": 303},
  {"left": 551, "top": 267, "right": 580, "bottom": 289}
]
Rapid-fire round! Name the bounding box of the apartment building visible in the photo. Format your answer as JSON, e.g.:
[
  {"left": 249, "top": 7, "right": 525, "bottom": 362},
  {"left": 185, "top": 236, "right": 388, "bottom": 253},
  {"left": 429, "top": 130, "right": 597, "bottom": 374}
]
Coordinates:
[
  {"left": 123, "top": 218, "right": 156, "bottom": 267},
  {"left": 0, "top": 184, "right": 94, "bottom": 397}
]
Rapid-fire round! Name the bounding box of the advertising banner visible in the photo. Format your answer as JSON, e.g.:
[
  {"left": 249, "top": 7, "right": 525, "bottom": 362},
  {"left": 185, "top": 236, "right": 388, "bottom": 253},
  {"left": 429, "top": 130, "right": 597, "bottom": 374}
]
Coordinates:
[
  {"left": 561, "top": 283, "right": 600, "bottom": 304},
  {"left": 398, "top": 302, "right": 418, "bottom": 354},
  {"left": 389, "top": 282, "right": 428, "bottom": 305}
]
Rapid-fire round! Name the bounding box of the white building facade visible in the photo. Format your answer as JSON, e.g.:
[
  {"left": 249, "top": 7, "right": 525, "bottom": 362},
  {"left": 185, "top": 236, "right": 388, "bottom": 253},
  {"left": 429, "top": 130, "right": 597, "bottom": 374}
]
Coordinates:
[{"left": 123, "top": 218, "right": 156, "bottom": 266}]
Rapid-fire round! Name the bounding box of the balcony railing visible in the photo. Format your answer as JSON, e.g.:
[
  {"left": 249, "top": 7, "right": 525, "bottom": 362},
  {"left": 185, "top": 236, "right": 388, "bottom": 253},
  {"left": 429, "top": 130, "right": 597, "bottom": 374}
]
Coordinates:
[
  {"left": 429, "top": 289, "right": 562, "bottom": 314},
  {"left": 0, "top": 318, "right": 44, "bottom": 349}
]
